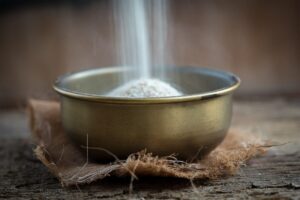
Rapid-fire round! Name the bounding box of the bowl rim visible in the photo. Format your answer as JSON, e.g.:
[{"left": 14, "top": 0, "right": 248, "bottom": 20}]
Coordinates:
[{"left": 53, "top": 66, "right": 241, "bottom": 104}]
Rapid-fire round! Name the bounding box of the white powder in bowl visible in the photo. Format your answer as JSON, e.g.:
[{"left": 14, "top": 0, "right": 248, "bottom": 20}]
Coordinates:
[{"left": 107, "top": 78, "right": 182, "bottom": 98}]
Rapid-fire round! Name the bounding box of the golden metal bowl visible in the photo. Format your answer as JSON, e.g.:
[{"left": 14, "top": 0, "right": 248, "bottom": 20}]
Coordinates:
[{"left": 54, "top": 66, "right": 240, "bottom": 161}]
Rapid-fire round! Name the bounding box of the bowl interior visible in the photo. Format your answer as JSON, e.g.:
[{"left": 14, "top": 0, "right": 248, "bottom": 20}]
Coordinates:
[{"left": 55, "top": 66, "right": 239, "bottom": 97}]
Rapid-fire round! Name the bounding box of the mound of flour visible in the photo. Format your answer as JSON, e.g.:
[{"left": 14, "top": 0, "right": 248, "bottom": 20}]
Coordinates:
[{"left": 108, "top": 78, "right": 182, "bottom": 98}]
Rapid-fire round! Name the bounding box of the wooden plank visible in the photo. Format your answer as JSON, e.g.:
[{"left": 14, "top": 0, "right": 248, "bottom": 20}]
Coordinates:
[{"left": 0, "top": 99, "right": 299, "bottom": 199}]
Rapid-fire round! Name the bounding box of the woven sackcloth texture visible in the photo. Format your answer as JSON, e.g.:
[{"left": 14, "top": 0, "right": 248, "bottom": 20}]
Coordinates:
[{"left": 28, "top": 99, "right": 267, "bottom": 187}]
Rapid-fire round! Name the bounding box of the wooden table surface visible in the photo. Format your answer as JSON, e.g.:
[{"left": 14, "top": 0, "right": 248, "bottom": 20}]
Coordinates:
[{"left": 0, "top": 99, "right": 299, "bottom": 199}]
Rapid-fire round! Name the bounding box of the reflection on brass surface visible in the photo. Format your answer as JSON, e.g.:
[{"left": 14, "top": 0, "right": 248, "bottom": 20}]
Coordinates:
[{"left": 54, "top": 66, "right": 240, "bottom": 161}]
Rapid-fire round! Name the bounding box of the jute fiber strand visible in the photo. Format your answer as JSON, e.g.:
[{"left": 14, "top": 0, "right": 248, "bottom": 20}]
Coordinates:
[{"left": 28, "top": 99, "right": 267, "bottom": 187}]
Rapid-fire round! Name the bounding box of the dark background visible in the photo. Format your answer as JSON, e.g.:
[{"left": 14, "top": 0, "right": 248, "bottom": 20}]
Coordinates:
[{"left": 0, "top": 0, "right": 299, "bottom": 107}]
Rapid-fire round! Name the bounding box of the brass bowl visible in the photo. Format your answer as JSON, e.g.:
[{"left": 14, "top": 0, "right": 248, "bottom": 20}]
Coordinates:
[{"left": 54, "top": 66, "right": 240, "bottom": 161}]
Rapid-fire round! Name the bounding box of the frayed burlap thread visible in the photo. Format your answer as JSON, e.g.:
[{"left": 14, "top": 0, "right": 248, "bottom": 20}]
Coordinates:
[{"left": 28, "top": 99, "right": 266, "bottom": 187}]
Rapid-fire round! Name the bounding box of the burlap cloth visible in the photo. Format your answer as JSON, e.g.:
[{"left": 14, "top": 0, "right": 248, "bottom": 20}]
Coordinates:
[{"left": 28, "top": 99, "right": 267, "bottom": 187}]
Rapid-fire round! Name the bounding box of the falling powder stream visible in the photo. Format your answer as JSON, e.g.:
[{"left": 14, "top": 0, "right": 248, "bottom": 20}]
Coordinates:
[
  {"left": 114, "top": 0, "right": 151, "bottom": 80},
  {"left": 111, "top": 0, "right": 181, "bottom": 98}
]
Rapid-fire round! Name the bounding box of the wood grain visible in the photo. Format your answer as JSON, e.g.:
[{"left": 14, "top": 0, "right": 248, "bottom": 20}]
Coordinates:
[{"left": 0, "top": 99, "right": 299, "bottom": 199}]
